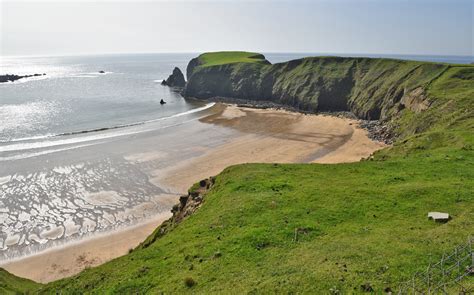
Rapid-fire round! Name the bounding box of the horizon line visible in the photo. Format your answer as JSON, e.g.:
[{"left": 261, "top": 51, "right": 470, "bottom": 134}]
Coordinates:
[{"left": 2, "top": 51, "right": 473, "bottom": 59}]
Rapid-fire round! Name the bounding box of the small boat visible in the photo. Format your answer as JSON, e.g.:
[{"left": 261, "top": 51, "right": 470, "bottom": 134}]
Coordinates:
[{"left": 160, "top": 99, "right": 166, "bottom": 105}]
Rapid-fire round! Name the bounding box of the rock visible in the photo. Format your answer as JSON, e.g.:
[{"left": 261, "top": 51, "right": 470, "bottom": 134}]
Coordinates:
[
  {"left": 428, "top": 212, "right": 450, "bottom": 222},
  {"left": 400, "top": 87, "right": 431, "bottom": 113},
  {"left": 0, "top": 73, "right": 46, "bottom": 83},
  {"left": 163, "top": 67, "right": 186, "bottom": 88},
  {"left": 161, "top": 79, "right": 167, "bottom": 85},
  {"left": 98, "top": 70, "right": 105, "bottom": 74}
]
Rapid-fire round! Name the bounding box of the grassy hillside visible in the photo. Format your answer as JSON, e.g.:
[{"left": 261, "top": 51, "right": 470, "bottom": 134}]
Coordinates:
[
  {"left": 2, "top": 52, "right": 473, "bottom": 293},
  {"left": 0, "top": 268, "right": 41, "bottom": 294},
  {"left": 197, "top": 51, "right": 270, "bottom": 67},
  {"left": 186, "top": 51, "right": 270, "bottom": 80},
  {"left": 42, "top": 156, "right": 473, "bottom": 293}
]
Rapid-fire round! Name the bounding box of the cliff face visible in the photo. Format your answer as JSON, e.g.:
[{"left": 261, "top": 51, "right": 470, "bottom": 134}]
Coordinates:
[{"left": 184, "top": 54, "right": 450, "bottom": 121}]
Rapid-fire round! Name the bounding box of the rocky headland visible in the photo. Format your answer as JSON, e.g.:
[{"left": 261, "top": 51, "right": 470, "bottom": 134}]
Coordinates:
[{"left": 0, "top": 73, "right": 46, "bottom": 83}]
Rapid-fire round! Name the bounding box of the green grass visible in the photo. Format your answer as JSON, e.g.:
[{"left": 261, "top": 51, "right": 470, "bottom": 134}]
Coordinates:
[
  {"left": 2, "top": 53, "right": 474, "bottom": 293},
  {"left": 41, "top": 154, "right": 473, "bottom": 293},
  {"left": 197, "top": 51, "right": 270, "bottom": 67},
  {"left": 0, "top": 268, "right": 41, "bottom": 294}
]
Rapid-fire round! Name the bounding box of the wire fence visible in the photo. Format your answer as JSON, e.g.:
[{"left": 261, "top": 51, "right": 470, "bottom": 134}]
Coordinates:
[{"left": 397, "top": 236, "right": 473, "bottom": 294}]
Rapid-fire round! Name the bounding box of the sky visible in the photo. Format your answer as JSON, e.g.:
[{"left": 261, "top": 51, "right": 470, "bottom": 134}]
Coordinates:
[{"left": 0, "top": 0, "right": 472, "bottom": 57}]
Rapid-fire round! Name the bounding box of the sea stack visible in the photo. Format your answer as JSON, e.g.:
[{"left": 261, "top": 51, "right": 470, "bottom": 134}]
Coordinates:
[{"left": 162, "top": 67, "right": 186, "bottom": 88}]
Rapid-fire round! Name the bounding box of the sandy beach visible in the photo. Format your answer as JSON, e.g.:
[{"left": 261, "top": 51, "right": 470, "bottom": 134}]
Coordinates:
[{"left": 1, "top": 104, "right": 386, "bottom": 283}]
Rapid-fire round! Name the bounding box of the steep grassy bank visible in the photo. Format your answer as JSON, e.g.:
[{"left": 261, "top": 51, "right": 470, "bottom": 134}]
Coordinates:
[
  {"left": 0, "top": 269, "right": 41, "bottom": 294},
  {"left": 2, "top": 53, "right": 473, "bottom": 293}
]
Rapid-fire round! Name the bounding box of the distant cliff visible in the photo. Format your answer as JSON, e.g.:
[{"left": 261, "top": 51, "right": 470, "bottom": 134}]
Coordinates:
[{"left": 184, "top": 52, "right": 449, "bottom": 122}]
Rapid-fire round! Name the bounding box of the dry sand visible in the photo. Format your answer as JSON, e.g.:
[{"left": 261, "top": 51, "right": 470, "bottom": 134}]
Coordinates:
[{"left": 1, "top": 104, "right": 386, "bottom": 283}]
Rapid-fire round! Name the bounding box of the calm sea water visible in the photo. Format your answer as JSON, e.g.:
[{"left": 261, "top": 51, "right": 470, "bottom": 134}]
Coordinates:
[{"left": 0, "top": 53, "right": 202, "bottom": 144}]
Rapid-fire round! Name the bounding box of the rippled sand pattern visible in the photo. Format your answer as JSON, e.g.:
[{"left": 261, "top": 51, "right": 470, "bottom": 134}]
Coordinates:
[{"left": 0, "top": 157, "right": 168, "bottom": 259}]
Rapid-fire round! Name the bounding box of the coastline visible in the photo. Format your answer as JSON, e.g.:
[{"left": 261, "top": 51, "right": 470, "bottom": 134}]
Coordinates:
[
  {"left": 1, "top": 212, "right": 173, "bottom": 283},
  {"left": 1, "top": 103, "right": 386, "bottom": 283}
]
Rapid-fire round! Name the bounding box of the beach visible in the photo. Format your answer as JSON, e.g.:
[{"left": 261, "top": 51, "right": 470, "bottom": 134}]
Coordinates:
[{"left": 1, "top": 103, "right": 386, "bottom": 283}]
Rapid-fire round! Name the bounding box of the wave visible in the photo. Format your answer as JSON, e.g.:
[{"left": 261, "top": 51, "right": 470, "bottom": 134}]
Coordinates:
[
  {"left": 0, "top": 103, "right": 215, "bottom": 154},
  {"left": 1, "top": 134, "right": 55, "bottom": 143},
  {"left": 71, "top": 75, "right": 99, "bottom": 78},
  {"left": 0, "top": 142, "right": 97, "bottom": 162}
]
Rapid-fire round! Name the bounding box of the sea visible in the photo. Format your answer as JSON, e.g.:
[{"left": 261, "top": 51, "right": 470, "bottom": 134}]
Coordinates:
[{"left": 0, "top": 52, "right": 472, "bottom": 260}]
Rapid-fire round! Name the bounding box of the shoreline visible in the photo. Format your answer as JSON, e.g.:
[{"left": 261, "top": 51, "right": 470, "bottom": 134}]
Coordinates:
[
  {"left": 1, "top": 103, "right": 387, "bottom": 283},
  {"left": 188, "top": 96, "right": 394, "bottom": 144},
  {"left": 1, "top": 211, "right": 173, "bottom": 283}
]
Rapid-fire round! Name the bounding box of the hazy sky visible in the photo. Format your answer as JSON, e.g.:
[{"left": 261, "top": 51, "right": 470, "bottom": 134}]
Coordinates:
[{"left": 1, "top": 0, "right": 472, "bottom": 56}]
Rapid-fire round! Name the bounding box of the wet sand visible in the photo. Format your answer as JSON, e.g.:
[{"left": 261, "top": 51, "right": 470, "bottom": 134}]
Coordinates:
[
  {"left": 2, "top": 212, "right": 172, "bottom": 283},
  {"left": 1, "top": 104, "right": 386, "bottom": 283}
]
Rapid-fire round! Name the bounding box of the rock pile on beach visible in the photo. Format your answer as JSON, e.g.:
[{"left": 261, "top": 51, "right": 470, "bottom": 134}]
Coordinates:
[{"left": 360, "top": 120, "right": 393, "bottom": 144}]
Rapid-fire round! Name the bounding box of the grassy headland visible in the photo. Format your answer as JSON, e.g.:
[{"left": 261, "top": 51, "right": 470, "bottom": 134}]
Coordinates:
[
  {"left": 196, "top": 51, "right": 270, "bottom": 67},
  {"left": 3, "top": 52, "right": 473, "bottom": 293}
]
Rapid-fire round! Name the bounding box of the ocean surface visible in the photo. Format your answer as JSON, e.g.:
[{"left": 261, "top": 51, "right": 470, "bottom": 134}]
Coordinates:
[{"left": 0, "top": 52, "right": 472, "bottom": 260}]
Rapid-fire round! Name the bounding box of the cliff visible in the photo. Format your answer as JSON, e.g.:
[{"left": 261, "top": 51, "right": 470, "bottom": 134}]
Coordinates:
[{"left": 185, "top": 52, "right": 458, "bottom": 125}]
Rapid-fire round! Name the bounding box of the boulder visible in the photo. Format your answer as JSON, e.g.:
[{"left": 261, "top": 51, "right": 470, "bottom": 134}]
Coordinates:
[{"left": 163, "top": 67, "right": 186, "bottom": 87}]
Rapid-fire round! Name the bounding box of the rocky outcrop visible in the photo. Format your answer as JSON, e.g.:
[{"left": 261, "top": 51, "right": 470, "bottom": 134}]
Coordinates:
[
  {"left": 184, "top": 55, "right": 450, "bottom": 121},
  {"left": 139, "top": 177, "right": 215, "bottom": 249},
  {"left": 0, "top": 73, "right": 46, "bottom": 83},
  {"left": 399, "top": 87, "right": 431, "bottom": 112},
  {"left": 162, "top": 67, "right": 186, "bottom": 88}
]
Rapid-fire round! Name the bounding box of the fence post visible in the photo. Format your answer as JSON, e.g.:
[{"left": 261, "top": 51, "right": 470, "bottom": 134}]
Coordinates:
[
  {"left": 441, "top": 253, "right": 446, "bottom": 293},
  {"left": 427, "top": 263, "right": 431, "bottom": 295},
  {"left": 470, "top": 236, "right": 473, "bottom": 267}
]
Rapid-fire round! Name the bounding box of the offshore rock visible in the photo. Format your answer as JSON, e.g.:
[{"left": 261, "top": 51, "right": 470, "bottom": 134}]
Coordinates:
[{"left": 163, "top": 67, "right": 186, "bottom": 88}]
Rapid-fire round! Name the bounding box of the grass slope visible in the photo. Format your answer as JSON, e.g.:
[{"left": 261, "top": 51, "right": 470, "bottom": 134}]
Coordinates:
[
  {"left": 2, "top": 53, "right": 473, "bottom": 293},
  {"left": 0, "top": 268, "right": 41, "bottom": 294},
  {"left": 197, "top": 51, "right": 270, "bottom": 68}
]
